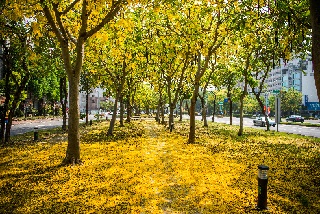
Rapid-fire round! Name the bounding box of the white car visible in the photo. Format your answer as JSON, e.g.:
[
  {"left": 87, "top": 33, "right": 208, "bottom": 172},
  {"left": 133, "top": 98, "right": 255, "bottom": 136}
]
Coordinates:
[{"left": 253, "top": 116, "right": 276, "bottom": 127}]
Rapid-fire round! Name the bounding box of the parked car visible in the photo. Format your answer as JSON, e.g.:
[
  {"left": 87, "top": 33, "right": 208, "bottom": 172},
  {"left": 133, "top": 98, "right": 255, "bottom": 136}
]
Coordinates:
[
  {"left": 286, "top": 115, "right": 304, "bottom": 123},
  {"left": 253, "top": 116, "right": 276, "bottom": 127}
]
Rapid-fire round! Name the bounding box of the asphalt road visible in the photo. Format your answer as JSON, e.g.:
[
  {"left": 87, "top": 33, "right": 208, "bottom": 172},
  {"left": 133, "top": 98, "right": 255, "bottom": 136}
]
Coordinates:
[
  {"left": 10, "top": 115, "right": 96, "bottom": 136},
  {"left": 195, "top": 116, "right": 320, "bottom": 138},
  {"left": 9, "top": 115, "right": 320, "bottom": 139}
]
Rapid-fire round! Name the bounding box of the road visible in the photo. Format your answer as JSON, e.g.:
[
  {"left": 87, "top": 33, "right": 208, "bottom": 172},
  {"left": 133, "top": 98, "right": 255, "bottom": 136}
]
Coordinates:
[
  {"left": 10, "top": 115, "right": 96, "bottom": 136},
  {"left": 10, "top": 115, "right": 320, "bottom": 139},
  {"left": 192, "top": 115, "right": 320, "bottom": 138}
]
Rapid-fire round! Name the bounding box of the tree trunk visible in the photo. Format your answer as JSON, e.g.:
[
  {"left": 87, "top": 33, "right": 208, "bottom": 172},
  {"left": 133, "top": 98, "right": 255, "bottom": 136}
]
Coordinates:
[
  {"left": 179, "top": 99, "right": 183, "bottom": 121},
  {"left": 189, "top": 51, "right": 204, "bottom": 144},
  {"left": 199, "top": 94, "right": 208, "bottom": 127},
  {"left": 0, "top": 48, "right": 11, "bottom": 144},
  {"left": 169, "top": 104, "right": 175, "bottom": 131},
  {"left": 126, "top": 94, "right": 131, "bottom": 122},
  {"left": 4, "top": 111, "right": 13, "bottom": 143},
  {"left": 203, "top": 105, "right": 208, "bottom": 127},
  {"left": 238, "top": 94, "right": 244, "bottom": 136},
  {"left": 63, "top": 77, "right": 81, "bottom": 165},
  {"left": 156, "top": 91, "right": 162, "bottom": 123},
  {"left": 108, "top": 94, "right": 118, "bottom": 136},
  {"left": 229, "top": 98, "right": 233, "bottom": 125},
  {"left": 310, "top": 0, "right": 320, "bottom": 101},
  {"left": 4, "top": 94, "right": 23, "bottom": 143},
  {"left": 256, "top": 95, "right": 270, "bottom": 131},
  {"left": 0, "top": 105, "right": 5, "bottom": 144},
  {"left": 185, "top": 101, "right": 190, "bottom": 116},
  {"left": 156, "top": 101, "right": 161, "bottom": 123},
  {"left": 119, "top": 94, "right": 124, "bottom": 127},
  {"left": 85, "top": 89, "right": 89, "bottom": 125},
  {"left": 212, "top": 95, "right": 216, "bottom": 122},
  {"left": 161, "top": 102, "right": 165, "bottom": 124},
  {"left": 188, "top": 84, "right": 199, "bottom": 143},
  {"left": 60, "top": 77, "right": 67, "bottom": 131}
]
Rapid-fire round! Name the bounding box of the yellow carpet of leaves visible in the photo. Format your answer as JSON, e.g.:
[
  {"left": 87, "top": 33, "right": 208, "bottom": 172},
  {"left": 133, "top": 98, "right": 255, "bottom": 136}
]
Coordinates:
[{"left": 0, "top": 121, "right": 319, "bottom": 213}]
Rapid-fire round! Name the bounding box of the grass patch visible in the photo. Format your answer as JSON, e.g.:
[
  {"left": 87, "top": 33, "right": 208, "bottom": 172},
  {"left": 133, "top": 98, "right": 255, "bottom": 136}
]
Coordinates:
[{"left": 0, "top": 120, "right": 319, "bottom": 213}]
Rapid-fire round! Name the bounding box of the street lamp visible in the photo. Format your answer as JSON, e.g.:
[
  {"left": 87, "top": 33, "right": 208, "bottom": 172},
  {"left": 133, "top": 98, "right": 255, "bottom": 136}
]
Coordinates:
[{"left": 257, "top": 165, "right": 269, "bottom": 210}]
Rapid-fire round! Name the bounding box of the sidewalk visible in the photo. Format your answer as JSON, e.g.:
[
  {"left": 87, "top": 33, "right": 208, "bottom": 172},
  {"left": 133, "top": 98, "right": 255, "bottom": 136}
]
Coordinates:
[{"left": 12, "top": 117, "right": 62, "bottom": 126}]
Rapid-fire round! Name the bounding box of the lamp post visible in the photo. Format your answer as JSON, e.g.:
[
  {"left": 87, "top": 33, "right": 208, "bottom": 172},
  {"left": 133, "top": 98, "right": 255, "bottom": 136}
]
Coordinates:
[
  {"left": 257, "top": 165, "right": 269, "bottom": 210},
  {"left": 34, "top": 127, "right": 39, "bottom": 141}
]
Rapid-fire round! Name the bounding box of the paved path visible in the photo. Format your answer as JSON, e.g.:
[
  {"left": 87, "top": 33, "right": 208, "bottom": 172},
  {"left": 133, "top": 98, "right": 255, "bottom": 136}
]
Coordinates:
[{"left": 10, "top": 118, "right": 65, "bottom": 136}]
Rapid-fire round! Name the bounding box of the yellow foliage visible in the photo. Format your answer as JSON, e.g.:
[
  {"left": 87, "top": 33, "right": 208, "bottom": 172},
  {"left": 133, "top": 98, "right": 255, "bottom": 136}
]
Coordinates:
[{"left": 0, "top": 121, "right": 319, "bottom": 213}]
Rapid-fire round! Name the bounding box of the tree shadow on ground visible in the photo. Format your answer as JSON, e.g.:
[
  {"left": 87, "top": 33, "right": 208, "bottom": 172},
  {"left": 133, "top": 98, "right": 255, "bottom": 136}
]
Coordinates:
[{"left": 0, "top": 164, "right": 63, "bottom": 213}]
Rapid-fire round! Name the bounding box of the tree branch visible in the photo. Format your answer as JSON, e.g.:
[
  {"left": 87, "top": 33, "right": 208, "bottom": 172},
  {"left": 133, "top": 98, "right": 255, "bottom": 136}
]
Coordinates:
[
  {"left": 85, "top": 1, "right": 123, "bottom": 39},
  {"left": 61, "top": 0, "right": 81, "bottom": 15},
  {"left": 40, "top": 0, "right": 64, "bottom": 42}
]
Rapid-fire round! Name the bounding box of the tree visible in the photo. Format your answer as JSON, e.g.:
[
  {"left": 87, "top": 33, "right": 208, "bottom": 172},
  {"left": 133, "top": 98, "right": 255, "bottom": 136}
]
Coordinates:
[
  {"left": 186, "top": 1, "right": 231, "bottom": 144},
  {"left": 243, "top": 96, "right": 260, "bottom": 115},
  {"left": 39, "top": 0, "right": 127, "bottom": 164},
  {"left": 0, "top": 3, "right": 42, "bottom": 143},
  {"left": 280, "top": 88, "right": 302, "bottom": 115}
]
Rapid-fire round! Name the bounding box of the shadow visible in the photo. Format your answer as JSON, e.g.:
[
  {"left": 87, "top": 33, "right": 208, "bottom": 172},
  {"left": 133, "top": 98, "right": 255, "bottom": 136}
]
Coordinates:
[
  {"left": 157, "top": 184, "right": 201, "bottom": 213},
  {"left": 0, "top": 164, "right": 63, "bottom": 213},
  {"left": 80, "top": 122, "right": 145, "bottom": 144}
]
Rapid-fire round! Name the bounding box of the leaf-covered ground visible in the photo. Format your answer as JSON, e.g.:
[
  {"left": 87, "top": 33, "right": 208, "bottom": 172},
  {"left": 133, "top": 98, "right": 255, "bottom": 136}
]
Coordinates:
[{"left": 0, "top": 121, "right": 319, "bottom": 213}]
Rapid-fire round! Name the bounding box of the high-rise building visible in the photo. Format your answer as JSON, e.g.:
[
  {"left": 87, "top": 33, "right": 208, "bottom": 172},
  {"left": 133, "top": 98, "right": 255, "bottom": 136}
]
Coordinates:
[{"left": 266, "top": 56, "right": 319, "bottom": 113}]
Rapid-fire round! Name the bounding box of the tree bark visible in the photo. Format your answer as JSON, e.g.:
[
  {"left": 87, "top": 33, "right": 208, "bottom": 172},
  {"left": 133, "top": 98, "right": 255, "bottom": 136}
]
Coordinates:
[
  {"left": 60, "top": 77, "right": 67, "bottom": 131},
  {"left": 108, "top": 95, "right": 118, "bottom": 135},
  {"left": 212, "top": 95, "right": 216, "bottom": 122},
  {"left": 188, "top": 84, "right": 199, "bottom": 143},
  {"left": 310, "top": 0, "right": 320, "bottom": 101},
  {"left": 179, "top": 99, "right": 183, "bottom": 121},
  {"left": 229, "top": 98, "right": 233, "bottom": 125},
  {"left": 238, "top": 76, "right": 248, "bottom": 136},
  {"left": 119, "top": 94, "right": 124, "bottom": 127},
  {"left": 185, "top": 101, "right": 190, "bottom": 116},
  {"left": 63, "top": 76, "right": 81, "bottom": 165},
  {"left": 199, "top": 94, "right": 208, "bottom": 127},
  {"left": 85, "top": 89, "right": 89, "bottom": 125},
  {"left": 126, "top": 94, "right": 131, "bottom": 122},
  {"left": 0, "top": 51, "right": 10, "bottom": 144},
  {"left": 238, "top": 94, "right": 245, "bottom": 136},
  {"left": 169, "top": 104, "right": 175, "bottom": 131},
  {"left": 161, "top": 102, "right": 165, "bottom": 124},
  {"left": 188, "top": 51, "right": 203, "bottom": 144}
]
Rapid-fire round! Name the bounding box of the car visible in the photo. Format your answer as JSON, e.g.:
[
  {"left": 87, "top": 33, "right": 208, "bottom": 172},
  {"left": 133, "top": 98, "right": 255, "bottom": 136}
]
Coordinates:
[
  {"left": 217, "top": 111, "right": 223, "bottom": 118},
  {"left": 286, "top": 115, "right": 304, "bottom": 123},
  {"left": 253, "top": 116, "right": 276, "bottom": 127}
]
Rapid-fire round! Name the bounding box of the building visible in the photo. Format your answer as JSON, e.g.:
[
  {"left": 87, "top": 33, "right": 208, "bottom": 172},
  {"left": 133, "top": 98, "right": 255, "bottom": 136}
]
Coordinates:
[
  {"left": 266, "top": 56, "right": 319, "bottom": 113},
  {"left": 266, "top": 58, "right": 304, "bottom": 92},
  {"left": 79, "top": 88, "right": 107, "bottom": 114}
]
